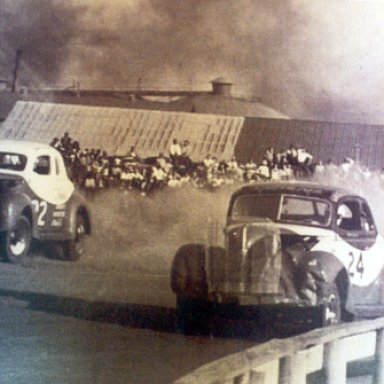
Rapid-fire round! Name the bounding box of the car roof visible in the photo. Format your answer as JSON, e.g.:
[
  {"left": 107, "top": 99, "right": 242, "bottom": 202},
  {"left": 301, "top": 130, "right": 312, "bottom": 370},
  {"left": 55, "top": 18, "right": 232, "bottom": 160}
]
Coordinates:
[
  {"left": 232, "top": 181, "right": 353, "bottom": 201},
  {"left": 0, "top": 140, "right": 57, "bottom": 155}
]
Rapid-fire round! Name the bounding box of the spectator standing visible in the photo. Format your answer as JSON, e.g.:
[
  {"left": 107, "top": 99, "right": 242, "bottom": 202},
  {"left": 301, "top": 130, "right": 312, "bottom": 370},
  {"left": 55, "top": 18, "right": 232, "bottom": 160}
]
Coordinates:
[
  {"left": 264, "top": 147, "right": 275, "bottom": 166},
  {"left": 181, "top": 140, "right": 190, "bottom": 157},
  {"left": 169, "top": 139, "right": 182, "bottom": 165},
  {"left": 256, "top": 160, "right": 270, "bottom": 180},
  {"left": 126, "top": 146, "right": 139, "bottom": 162}
]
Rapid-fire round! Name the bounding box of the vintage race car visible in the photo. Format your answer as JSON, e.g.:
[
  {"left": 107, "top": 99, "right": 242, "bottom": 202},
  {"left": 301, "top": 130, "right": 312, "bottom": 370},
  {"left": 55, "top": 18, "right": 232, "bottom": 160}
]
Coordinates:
[
  {"left": 171, "top": 181, "right": 384, "bottom": 333},
  {"left": 0, "top": 140, "right": 91, "bottom": 263}
]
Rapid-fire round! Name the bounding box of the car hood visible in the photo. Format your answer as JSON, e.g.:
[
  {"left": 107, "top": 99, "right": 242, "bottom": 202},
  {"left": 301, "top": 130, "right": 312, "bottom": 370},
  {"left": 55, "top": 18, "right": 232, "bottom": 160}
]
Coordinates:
[{"left": 226, "top": 221, "right": 334, "bottom": 238}]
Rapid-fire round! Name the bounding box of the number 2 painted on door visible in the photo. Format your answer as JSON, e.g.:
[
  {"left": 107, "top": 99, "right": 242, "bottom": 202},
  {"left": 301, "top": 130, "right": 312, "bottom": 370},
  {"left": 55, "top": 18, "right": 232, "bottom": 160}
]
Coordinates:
[{"left": 31, "top": 200, "right": 48, "bottom": 226}]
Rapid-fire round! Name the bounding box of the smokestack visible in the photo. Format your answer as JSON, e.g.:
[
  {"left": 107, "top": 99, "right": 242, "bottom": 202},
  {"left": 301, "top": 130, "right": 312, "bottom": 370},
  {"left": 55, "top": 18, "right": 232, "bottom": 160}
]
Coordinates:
[
  {"left": 211, "top": 77, "right": 233, "bottom": 96},
  {"left": 11, "top": 49, "right": 22, "bottom": 93}
]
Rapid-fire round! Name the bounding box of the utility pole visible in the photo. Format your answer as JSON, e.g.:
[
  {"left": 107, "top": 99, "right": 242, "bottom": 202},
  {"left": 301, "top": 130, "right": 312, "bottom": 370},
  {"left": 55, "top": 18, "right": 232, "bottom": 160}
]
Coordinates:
[
  {"left": 354, "top": 143, "right": 361, "bottom": 165},
  {"left": 11, "top": 49, "right": 22, "bottom": 93}
]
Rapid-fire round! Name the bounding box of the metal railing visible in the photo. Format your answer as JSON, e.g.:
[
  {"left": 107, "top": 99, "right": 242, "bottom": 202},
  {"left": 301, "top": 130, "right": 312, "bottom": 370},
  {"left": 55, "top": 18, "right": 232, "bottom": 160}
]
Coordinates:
[{"left": 174, "top": 318, "right": 384, "bottom": 384}]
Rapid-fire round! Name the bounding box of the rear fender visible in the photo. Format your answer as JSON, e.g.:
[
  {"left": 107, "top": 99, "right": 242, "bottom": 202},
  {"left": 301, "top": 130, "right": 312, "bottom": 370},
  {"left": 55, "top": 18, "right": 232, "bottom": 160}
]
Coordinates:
[
  {"left": 67, "top": 204, "right": 91, "bottom": 239},
  {"left": 66, "top": 191, "right": 91, "bottom": 239}
]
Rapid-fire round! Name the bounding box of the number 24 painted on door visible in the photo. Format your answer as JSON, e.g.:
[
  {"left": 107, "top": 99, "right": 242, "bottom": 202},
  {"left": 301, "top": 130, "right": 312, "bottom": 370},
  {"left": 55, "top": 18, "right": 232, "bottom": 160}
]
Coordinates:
[{"left": 348, "top": 251, "right": 364, "bottom": 278}]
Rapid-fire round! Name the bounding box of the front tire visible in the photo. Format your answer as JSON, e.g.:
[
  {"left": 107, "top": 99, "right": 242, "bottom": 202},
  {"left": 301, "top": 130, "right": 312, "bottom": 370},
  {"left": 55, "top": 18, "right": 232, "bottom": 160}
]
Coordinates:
[
  {"left": 171, "top": 244, "right": 209, "bottom": 334},
  {"left": 1, "top": 215, "right": 32, "bottom": 264},
  {"left": 176, "top": 296, "right": 212, "bottom": 335},
  {"left": 62, "top": 213, "right": 86, "bottom": 261}
]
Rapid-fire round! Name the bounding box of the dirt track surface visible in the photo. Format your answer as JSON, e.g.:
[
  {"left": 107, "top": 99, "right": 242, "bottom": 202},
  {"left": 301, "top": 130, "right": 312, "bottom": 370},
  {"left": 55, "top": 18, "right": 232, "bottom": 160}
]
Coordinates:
[
  {"left": 0, "top": 248, "right": 256, "bottom": 384},
  {"left": 0, "top": 294, "right": 254, "bottom": 384},
  {"left": 0, "top": 187, "right": 258, "bottom": 383},
  {"left": 0, "top": 184, "right": 381, "bottom": 383}
]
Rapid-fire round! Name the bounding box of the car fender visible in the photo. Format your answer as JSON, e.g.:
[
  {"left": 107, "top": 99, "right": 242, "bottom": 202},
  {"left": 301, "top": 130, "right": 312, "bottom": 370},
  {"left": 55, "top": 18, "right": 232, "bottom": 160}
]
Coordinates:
[
  {"left": 297, "top": 251, "right": 348, "bottom": 305},
  {"left": 66, "top": 190, "right": 91, "bottom": 239},
  {"left": 1, "top": 192, "right": 34, "bottom": 232}
]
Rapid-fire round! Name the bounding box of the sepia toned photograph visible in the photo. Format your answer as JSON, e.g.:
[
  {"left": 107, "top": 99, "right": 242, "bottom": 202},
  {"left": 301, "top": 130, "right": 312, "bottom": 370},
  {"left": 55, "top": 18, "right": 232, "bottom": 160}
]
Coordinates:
[{"left": 2, "top": 1, "right": 384, "bottom": 383}]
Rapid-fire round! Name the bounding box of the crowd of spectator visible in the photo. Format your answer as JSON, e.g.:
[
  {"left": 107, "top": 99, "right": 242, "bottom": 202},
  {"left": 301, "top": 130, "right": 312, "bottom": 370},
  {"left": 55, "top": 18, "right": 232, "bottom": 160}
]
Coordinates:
[{"left": 49, "top": 133, "right": 345, "bottom": 196}]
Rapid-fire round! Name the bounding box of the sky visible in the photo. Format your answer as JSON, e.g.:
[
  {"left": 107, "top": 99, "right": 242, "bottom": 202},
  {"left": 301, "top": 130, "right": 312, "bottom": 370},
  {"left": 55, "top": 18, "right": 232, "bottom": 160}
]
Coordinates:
[{"left": 2, "top": 0, "right": 384, "bottom": 124}]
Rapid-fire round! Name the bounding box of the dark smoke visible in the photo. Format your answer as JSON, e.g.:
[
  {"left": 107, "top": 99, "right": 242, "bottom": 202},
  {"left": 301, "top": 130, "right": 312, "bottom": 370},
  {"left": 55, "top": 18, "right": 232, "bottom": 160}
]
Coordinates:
[
  {"left": 2, "top": 1, "right": 384, "bottom": 123},
  {"left": 0, "top": 0, "right": 85, "bottom": 86},
  {"left": 85, "top": 168, "right": 384, "bottom": 274}
]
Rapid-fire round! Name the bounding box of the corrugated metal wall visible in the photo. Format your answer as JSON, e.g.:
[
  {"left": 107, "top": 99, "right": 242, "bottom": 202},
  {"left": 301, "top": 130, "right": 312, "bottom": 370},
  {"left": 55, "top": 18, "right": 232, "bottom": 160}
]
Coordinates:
[
  {"left": 236, "top": 118, "right": 384, "bottom": 169},
  {"left": 1, "top": 101, "right": 244, "bottom": 161}
]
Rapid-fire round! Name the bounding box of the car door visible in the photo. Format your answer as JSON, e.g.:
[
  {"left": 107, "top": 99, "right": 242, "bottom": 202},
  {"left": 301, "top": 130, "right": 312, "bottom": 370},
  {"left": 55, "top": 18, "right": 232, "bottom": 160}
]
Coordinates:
[
  {"left": 28, "top": 154, "right": 74, "bottom": 232},
  {"left": 334, "top": 197, "right": 384, "bottom": 308}
]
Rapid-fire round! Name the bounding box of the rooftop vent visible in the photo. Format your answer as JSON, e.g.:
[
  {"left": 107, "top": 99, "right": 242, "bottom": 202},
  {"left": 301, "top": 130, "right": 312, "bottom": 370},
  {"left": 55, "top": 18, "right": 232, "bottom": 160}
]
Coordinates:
[{"left": 211, "top": 77, "right": 232, "bottom": 96}]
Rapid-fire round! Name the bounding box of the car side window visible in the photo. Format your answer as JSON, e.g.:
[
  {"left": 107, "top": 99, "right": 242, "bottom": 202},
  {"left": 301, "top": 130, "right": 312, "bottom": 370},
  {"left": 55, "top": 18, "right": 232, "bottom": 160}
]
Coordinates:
[
  {"left": 361, "top": 202, "right": 376, "bottom": 233},
  {"left": 336, "top": 199, "right": 376, "bottom": 234},
  {"left": 33, "top": 156, "right": 50, "bottom": 175}
]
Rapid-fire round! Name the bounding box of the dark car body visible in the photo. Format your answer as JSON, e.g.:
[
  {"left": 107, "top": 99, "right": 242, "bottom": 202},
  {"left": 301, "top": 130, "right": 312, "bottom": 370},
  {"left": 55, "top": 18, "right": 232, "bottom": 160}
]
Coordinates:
[{"left": 171, "top": 181, "right": 384, "bottom": 331}]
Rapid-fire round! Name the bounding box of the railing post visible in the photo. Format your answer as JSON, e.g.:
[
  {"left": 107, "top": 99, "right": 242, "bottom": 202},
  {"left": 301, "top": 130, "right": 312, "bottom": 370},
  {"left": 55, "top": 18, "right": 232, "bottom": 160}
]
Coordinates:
[
  {"left": 234, "top": 370, "right": 265, "bottom": 384},
  {"left": 323, "top": 340, "right": 346, "bottom": 384},
  {"left": 373, "top": 327, "right": 384, "bottom": 384},
  {"left": 249, "top": 370, "right": 265, "bottom": 384},
  {"left": 279, "top": 353, "right": 306, "bottom": 384}
]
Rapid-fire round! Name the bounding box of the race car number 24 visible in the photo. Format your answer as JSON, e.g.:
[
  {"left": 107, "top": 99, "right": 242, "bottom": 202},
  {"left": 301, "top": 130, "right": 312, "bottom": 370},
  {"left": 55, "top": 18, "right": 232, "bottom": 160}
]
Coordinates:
[
  {"left": 348, "top": 251, "right": 365, "bottom": 278},
  {"left": 31, "top": 199, "right": 48, "bottom": 226}
]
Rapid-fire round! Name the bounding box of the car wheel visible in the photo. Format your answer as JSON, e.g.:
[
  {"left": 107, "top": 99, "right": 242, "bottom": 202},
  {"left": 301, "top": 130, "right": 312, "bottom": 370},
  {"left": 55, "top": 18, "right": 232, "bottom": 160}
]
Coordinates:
[
  {"left": 62, "top": 213, "right": 86, "bottom": 261},
  {"left": 171, "top": 244, "right": 209, "bottom": 334},
  {"left": 1, "top": 215, "right": 32, "bottom": 264},
  {"left": 176, "top": 295, "right": 212, "bottom": 335}
]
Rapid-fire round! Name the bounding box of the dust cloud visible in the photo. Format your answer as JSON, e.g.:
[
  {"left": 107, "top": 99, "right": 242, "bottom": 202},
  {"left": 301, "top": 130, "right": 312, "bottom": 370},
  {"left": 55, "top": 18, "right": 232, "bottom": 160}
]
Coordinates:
[
  {"left": 84, "top": 168, "right": 384, "bottom": 273},
  {"left": 85, "top": 186, "right": 232, "bottom": 273},
  {"left": 314, "top": 166, "right": 384, "bottom": 232}
]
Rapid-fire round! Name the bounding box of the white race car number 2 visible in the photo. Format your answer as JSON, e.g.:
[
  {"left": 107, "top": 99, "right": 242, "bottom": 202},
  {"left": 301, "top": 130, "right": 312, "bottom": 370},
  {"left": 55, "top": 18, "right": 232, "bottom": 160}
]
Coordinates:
[{"left": 31, "top": 199, "right": 48, "bottom": 226}]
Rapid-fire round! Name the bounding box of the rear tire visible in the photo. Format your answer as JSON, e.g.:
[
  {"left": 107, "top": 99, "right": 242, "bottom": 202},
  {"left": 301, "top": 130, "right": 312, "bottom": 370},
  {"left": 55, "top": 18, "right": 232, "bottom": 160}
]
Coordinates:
[
  {"left": 1, "top": 215, "right": 32, "bottom": 264},
  {"left": 62, "top": 213, "right": 86, "bottom": 261}
]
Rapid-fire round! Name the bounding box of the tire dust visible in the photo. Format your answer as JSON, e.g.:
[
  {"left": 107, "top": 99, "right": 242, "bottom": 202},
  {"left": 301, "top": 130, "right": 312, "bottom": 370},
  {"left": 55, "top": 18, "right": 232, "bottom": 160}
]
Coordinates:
[{"left": 85, "top": 186, "right": 233, "bottom": 273}]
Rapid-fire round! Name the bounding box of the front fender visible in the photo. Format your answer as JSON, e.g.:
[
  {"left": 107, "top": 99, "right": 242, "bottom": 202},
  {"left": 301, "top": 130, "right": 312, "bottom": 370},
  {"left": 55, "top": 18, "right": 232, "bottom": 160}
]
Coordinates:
[
  {"left": 0, "top": 193, "right": 33, "bottom": 231},
  {"left": 296, "top": 251, "right": 347, "bottom": 305}
]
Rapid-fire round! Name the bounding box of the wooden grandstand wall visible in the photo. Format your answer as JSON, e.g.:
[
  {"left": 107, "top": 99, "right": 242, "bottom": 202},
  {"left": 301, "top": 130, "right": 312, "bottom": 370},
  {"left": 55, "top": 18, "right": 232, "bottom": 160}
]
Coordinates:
[
  {"left": 3, "top": 102, "right": 384, "bottom": 169},
  {"left": 1, "top": 101, "right": 244, "bottom": 161}
]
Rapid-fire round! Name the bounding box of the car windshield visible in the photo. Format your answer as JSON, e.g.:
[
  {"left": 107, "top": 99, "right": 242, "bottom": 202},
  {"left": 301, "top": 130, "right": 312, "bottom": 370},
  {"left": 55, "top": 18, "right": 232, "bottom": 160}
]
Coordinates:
[
  {"left": 232, "top": 194, "right": 281, "bottom": 220},
  {"left": 231, "top": 194, "right": 331, "bottom": 226},
  {"left": 0, "top": 152, "right": 27, "bottom": 171}
]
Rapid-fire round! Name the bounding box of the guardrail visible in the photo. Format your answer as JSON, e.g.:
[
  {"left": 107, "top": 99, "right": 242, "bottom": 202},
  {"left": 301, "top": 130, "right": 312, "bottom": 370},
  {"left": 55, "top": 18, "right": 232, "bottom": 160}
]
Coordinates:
[{"left": 174, "top": 318, "right": 384, "bottom": 384}]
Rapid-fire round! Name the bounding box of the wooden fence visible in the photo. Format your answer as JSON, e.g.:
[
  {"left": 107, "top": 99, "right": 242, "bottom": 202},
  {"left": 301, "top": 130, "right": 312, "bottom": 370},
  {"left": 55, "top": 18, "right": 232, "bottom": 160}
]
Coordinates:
[{"left": 174, "top": 318, "right": 384, "bottom": 384}]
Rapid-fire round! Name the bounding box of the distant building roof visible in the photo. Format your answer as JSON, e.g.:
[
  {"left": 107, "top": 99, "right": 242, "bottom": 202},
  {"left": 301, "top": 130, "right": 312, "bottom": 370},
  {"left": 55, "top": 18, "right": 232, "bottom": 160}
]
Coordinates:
[
  {"left": 166, "top": 94, "right": 289, "bottom": 119},
  {"left": 0, "top": 89, "right": 289, "bottom": 121},
  {"left": 211, "top": 77, "right": 232, "bottom": 85}
]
